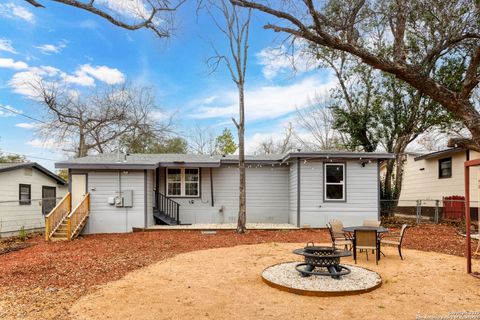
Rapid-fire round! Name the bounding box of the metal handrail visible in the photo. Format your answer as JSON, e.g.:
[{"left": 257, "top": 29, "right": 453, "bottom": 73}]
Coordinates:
[{"left": 157, "top": 193, "right": 180, "bottom": 224}]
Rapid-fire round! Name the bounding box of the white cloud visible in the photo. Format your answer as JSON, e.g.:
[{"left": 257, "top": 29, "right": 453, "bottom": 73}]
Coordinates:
[
  {"left": 96, "top": 0, "right": 152, "bottom": 20},
  {"left": 63, "top": 70, "right": 95, "bottom": 87},
  {"left": 35, "top": 43, "right": 67, "bottom": 55},
  {"left": 27, "top": 138, "right": 58, "bottom": 149},
  {"left": 8, "top": 63, "right": 125, "bottom": 97},
  {"left": 190, "top": 74, "right": 336, "bottom": 123},
  {"left": 0, "top": 3, "right": 34, "bottom": 23},
  {"left": 0, "top": 58, "right": 28, "bottom": 70},
  {"left": 16, "top": 122, "right": 40, "bottom": 129},
  {"left": 256, "top": 45, "right": 319, "bottom": 80},
  {"left": 0, "top": 38, "right": 16, "bottom": 54},
  {"left": 8, "top": 66, "right": 60, "bottom": 97},
  {"left": 0, "top": 104, "right": 21, "bottom": 117},
  {"left": 79, "top": 64, "right": 125, "bottom": 85}
]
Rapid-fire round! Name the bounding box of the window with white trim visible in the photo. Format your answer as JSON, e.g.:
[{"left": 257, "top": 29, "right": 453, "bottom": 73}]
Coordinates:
[
  {"left": 167, "top": 168, "right": 200, "bottom": 197},
  {"left": 324, "top": 163, "right": 345, "bottom": 201}
]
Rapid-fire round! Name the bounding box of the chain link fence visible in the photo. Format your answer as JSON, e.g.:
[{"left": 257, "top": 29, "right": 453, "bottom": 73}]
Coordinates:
[
  {"left": 380, "top": 199, "right": 479, "bottom": 225},
  {"left": 0, "top": 197, "right": 63, "bottom": 237}
]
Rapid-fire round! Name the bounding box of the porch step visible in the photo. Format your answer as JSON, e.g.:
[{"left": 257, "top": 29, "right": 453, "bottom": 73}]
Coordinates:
[{"left": 153, "top": 210, "right": 180, "bottom": 225}]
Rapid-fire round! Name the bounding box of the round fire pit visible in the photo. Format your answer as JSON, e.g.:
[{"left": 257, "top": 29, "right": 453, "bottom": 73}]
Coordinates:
[{"left": 293, "top": 243, "right": 352, "bottom": 279}]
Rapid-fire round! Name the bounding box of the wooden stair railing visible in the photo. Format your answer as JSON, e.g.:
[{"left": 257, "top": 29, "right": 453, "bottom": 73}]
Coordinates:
[
  {"left": 45, "top": 193, "right": 71, "bottom": 241},
  {"left": 66, "top": 193, "right": 90, "bottom": 240}
]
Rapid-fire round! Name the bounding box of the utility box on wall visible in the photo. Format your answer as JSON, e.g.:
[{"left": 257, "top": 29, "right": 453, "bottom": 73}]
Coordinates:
[{"left": 123, "top": 190, "right": 133, "bottom": 207}]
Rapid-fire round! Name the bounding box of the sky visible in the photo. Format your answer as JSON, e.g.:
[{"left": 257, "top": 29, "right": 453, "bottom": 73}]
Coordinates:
[{"left": 0, "top": 0, "right": 335, "bottom": 170}]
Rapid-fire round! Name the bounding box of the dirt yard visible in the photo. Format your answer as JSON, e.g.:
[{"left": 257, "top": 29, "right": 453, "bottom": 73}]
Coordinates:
[
  {"left": 0, "top": 225, "right": 477, "bottom": 319},
  {"left": 69, "top": 244, "right": 480, "bottom": 320}
]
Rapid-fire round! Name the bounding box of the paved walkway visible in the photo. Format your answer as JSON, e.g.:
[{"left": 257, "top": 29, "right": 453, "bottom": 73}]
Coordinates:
[{"left": 146, "top": 223, "right": 299, "bottom": 230}]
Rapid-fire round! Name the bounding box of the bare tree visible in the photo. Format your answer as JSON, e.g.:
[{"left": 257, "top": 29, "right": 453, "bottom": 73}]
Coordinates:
[
  {"left": 25, "top": 0, "right": 185, "bottom": 38},
  {"left": 188, "top": 124, "right": 217, "bottom": 155},
  {"left": 31, "top": 81, "right": 171, "bottom": 157},
  {"left": 232, "top": 0, "right": 480, "bottom": 151},
  {"left": 296, "top": 95, "right": 348, "bottom": 151},
  {"left": 206, "top": 0, "right": 251, "bottom": 233},
  {"left": 254, "top": 122, "right": 298, "bottom": 154}
]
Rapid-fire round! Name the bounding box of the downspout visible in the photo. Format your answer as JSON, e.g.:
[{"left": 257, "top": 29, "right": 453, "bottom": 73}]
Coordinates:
[
  {"left": 144, "top": 169, "right": 147, "bottom": 228},
  {"left": 210, "top": 168, "right": 214, "bottom": 207},
  {"left": 377, "top": 160, "right": 381, "bottom": 220},
  {"left": 297, "top": 158, "right": 301, "bottom": 228}
]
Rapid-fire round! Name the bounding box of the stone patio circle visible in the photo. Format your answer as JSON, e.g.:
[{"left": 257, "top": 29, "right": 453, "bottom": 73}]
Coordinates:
[{"left": 262, "top": 262, "right": 382, "bottom": 296}]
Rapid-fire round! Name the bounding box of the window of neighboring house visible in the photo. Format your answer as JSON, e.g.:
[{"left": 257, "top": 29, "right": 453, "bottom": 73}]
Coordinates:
[
  {"left": 324, "top": 163, "right": 346, "bottom": 201},
  {"left": 439, "top": 157, "right": 452, "bottom": 178},
  {"left": 19, "top": 184, "right": 31, "bottom": 205},
  {"left": 167, "top": 168, "right": 200, "bottom": 197}
]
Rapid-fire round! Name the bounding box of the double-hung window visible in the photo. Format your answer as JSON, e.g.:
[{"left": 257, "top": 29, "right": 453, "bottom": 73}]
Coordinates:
[
  {"left": 324, "top": 163, "right": 345, "bottom": 201},
  {"left": 19, "top": 184, "right": 31, "bottom": 205},
  {"left": 167, "top": 168, "right": 200, "bottom": 197},
  {"left": 438, "top": 157, "right": 452, "bottom": 178}
]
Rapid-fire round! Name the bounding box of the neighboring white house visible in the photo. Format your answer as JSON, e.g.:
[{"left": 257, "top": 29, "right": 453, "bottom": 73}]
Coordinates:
[
  {"left": 389, "top": 148, "right": 480, "bottom": 218},
  {"left": 0, "top": 162, "right": 68, "bottom": 236},
  {"left": 55, "top": 151, "right": 394, "bottom": 234}
]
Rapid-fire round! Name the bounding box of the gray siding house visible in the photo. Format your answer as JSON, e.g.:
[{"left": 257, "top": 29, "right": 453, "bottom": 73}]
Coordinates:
[{"left": 55, "top": 152, "right": 393, "bottom": 234}]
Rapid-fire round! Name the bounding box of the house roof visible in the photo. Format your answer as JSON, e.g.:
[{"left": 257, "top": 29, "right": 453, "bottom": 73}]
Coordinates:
[
  {"left": 0, "top": 162, "right": 67, "bottom": 185},
  {"left": 55, "top": 151, "right": 394, "bottom": 170},
  {"left": 414, "top": 147, "right": 465, "bottom": 161}
]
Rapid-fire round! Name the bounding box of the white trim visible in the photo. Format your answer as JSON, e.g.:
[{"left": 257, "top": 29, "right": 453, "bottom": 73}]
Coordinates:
[
  {"left": 324, "top": 163, "right": 345, "bottom": 201},
  {"left": 166, "top": 168, "right": 200, "bottom": 197}
]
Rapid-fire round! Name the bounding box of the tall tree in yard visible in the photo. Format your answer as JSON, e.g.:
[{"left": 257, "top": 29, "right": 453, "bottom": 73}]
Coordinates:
[
  {"left": 232, "top": 0, "right": 480, "bottom": 151},
  {"left": 215, "top": 128, "right": 237, "bottom": 155},
  {"left": 30, "top": 81, "right": 172, "bottom": 157},
  {"left": 206, "top": 0, "right": 251, "bottom": 233}
]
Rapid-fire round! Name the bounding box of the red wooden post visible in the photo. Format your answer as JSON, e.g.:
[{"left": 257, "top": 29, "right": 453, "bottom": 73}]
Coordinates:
[{"left": 464, "top": 164, "right": 471, "bottom": 274}]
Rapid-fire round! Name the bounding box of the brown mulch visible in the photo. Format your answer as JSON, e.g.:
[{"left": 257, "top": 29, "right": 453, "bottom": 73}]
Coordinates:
[{"left": 0, "top": 225, "right": 476, "bottom": 319}]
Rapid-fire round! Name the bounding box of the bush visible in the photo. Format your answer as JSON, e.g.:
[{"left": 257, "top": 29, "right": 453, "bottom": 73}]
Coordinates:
[{"left": 18, "top": 226, "right": 28, "bottom": 242}]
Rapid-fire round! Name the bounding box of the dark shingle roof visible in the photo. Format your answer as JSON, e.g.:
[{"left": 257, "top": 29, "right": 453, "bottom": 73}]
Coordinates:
[
  {"left": 56, "top": 151, "right": 394, "bottom": 169},
  {"left": 0, "top": 162, "right": 66, "bottom": 185}
]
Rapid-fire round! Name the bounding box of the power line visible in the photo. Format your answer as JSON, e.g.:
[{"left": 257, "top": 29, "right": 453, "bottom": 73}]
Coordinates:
[
  {"left": 0, "top": 105, "right": 48, "bottom": 125},
  {"left": 1, "top": 150, "right": 59, "bottom": 162}
]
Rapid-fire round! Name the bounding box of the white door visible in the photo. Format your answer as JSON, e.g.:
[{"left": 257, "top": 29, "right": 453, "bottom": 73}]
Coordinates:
[{"left": 71, "top": 174, "right": 87, "bottom": 209}]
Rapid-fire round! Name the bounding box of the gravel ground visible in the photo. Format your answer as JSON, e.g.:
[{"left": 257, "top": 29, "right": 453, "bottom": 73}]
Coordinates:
[
  {"left": 262, "top": 262, "right": 381, "bottom": 292},
  {"left": 0, "top": 224, "right": 477, "bottom": 319}
]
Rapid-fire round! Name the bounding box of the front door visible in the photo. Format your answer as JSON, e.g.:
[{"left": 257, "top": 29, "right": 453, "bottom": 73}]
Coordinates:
[
  {"left": 71, "top": 174, "right": 87, "bottom": 209},
  {"left": 42, "top": 186, "right": 56, "bottom": 215}
]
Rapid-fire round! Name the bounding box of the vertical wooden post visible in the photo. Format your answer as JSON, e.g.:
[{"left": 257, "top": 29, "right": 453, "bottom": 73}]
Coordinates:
[
  {"left": 465, "top": 164, "right": 471, "bottom": 274},
  {"left": 45, "top": 218, "right": 49, "bottom": 241},
  {"left": 67, "top": 219, "right": 71, "bottom": 241}
]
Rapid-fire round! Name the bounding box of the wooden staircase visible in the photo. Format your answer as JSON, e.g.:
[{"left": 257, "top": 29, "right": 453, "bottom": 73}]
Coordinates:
[{"left": 45, "top": 192, "right": 90, "bottom": 241}]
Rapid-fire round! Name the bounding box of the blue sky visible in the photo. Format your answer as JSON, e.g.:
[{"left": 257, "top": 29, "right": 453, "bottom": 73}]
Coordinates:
[{"left": 0, "top": 0, "right": 334, "bottom": 170}]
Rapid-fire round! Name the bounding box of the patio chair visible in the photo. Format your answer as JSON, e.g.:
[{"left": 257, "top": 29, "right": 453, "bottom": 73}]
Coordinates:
[
  {"left": 327, "top": 221, "right": 352, "bottom": 250},
  {"left": 380, "top": 224, "right": 409, "bottom": 260},
  {"left": 363, "top": 219, "right": 381, "bottom": 227},
  {"left": 353, "top": 230, "right": 380, "bottom": 265}
]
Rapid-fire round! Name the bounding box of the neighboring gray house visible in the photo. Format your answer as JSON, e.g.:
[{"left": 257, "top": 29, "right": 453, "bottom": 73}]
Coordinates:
[
  {"left": 55, "top": 152, "right": 393, "bottom": 234},
  {"left": 0, "top": 162, "right": 67, "bottom": 236}
]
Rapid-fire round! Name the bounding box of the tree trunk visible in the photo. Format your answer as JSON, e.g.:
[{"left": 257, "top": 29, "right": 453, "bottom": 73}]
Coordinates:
[
  {"left": 77, "top": 130, "right": 88, "bottom": 158},
  {"left": 236, "top": 84, "right": 247, "bottom": 234}
]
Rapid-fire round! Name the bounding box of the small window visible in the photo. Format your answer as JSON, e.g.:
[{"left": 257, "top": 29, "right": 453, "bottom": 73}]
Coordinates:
[
  {"left": 324, "top": 163, "right": 345, "bottom": 201},
  {"left": 19, "top": 184, "right": 31, "bottom": 205},
  {"left": 439, "top": 157, "right": 452, "bottom": 178},
  {"left": 167, "top": 168, "right": 200, "bottom": 197}
]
